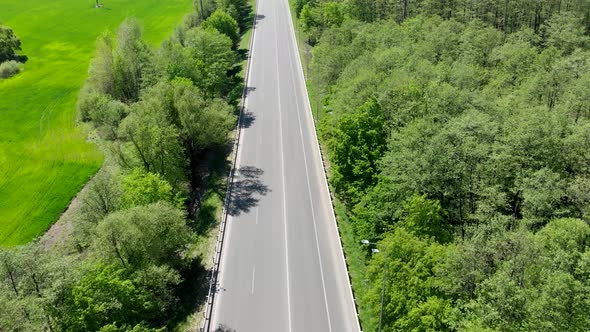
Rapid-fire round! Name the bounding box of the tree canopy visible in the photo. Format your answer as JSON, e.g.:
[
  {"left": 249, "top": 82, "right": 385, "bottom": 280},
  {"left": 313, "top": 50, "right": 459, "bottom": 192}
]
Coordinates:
[
  {"left": 0, "top": 26, "right": 22, "bottom": 62},
  {"left": 0, "top": 0, "right": 249, "bottom": 329},
  {"left": 298, "top": 2, "right": 590, "bottom": 330}
]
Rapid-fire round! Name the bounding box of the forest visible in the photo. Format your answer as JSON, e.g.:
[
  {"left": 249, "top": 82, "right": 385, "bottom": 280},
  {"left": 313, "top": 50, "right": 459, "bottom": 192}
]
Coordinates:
[
  {"left": 295, "top": 0, "right": 590, "bottom": 331},
  {"left": 0, "top": 0, "right": 250, "bottom": 330}
]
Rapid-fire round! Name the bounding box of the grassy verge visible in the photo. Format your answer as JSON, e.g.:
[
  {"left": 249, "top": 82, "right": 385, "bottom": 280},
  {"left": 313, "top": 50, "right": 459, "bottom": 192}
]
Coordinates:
[
  {"left": 0, "top": 0, "right": 192, "bottom": 245},
  {"left": 287, "top": 3, "right": 373, "bottom": 330},
  {"left": 176, "top": 2, "right": 257, "bottom": 329}
]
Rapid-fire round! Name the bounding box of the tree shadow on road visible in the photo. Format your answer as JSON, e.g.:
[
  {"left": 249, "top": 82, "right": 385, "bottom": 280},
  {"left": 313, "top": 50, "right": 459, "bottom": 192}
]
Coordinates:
[
  {"left": 240, "top": 109, "right": 256, "bottom": 129},
  {"left": 227, "top": 166, "right": 269, "bottom": 216},
  {"left": 214, "top": 324, "right": 236, "bottom": 332}
]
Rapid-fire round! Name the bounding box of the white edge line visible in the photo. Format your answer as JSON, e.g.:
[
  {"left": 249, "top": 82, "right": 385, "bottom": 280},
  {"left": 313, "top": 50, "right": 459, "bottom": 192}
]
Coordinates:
[
  {"left": 284, "top": 0, "right": 363, "bottom": 330},
  {"left": 251, "top": 267, "right": 256, "bottom": 295},
  {"left": 274, "top": 7, "right": 294, "bottom": 332},
  {"left": 284, "top": 15, "right": 333, "bottom": 331},
  {"left": 208, "top": 0, "right": 259, "bottom": 329}
]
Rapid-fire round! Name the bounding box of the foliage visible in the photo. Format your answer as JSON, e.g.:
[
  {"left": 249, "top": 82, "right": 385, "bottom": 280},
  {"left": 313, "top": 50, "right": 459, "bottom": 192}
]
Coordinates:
[
  {"left": 189, "top": 28, "right": 236, "bottom": 96},
  {"left": 299, "top": 4, "right": 590, "bottom": 330},
  {"left": 364, "top": 228, "right": 451, "bottom": 331},
  {"left": 94, "top": 202, "right": 192, "bottom": 270},
  {"left": 0, "top": 0, "right": 255, "bottom": 328},
  {"left": 300, "top": 1, "right": 346, "bottom": 44},
  {"left": 328, "top": 98, "right": 385, "bottom": 206},
  {"left": 113, "top": 18, "right": 153, "bottom": 103},
  {"left": 544, "top": 12, "right": 589, "bottom": 55},
  {"left": 60, "top": 264, "right": 154, "bottom": 331},
  {"left": 0, "top": 60, "right": 22, "bottom": 78},
  {"left": 0, "top": 26, "right": 21, "bottom": 62},
  {"left": 87, "top": 32, "right": 115, "bottom": 95},
  {"left": 121, "top": 169, "right": 175, "bottom": 208},
  {"left": 80, "top": 169, "right": 122, "bottom": 225},
  {"left": 202, "top": 9, "right": 240, "bottom": 48},
  {"left": 117, "top": 99, "right": 186, "bottom": 185}
]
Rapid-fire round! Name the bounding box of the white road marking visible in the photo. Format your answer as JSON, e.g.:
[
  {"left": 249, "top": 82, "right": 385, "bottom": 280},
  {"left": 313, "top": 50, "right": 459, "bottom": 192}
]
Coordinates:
[
  {"left": 251, "top": 267, "right": 256, "bottom": 295},
  {"left": 209, "top": 0, "right": 260, "bottom": 326},
  {"left": 284, "top": 13, "right": 333, "bottom": 332},
  {"left": 274, "top": 6, "right": 293, "bottom": 332},
  {"left": 284, "top": 0, "right": 362, "bottom": 330}
]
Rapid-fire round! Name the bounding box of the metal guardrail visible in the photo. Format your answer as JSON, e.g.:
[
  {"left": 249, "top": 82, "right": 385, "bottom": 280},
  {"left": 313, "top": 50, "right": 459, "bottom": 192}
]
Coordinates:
[{"left": 200, "top": 3, "right": 259, "bottom": 331}]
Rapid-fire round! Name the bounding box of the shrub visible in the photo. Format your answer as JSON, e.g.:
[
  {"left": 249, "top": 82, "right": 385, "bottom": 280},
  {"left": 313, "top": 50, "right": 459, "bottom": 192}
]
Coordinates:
[
  {"left": 0, "top": 60, "right": 21, "bottom": 78},
  {"left": 77, "top": 91, "right": 111, "bottom": 122}
]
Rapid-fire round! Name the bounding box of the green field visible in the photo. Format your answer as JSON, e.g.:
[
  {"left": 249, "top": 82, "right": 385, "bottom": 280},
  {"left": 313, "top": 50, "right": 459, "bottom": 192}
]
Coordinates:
[{"left": 0, "top": 0, "right": 192, "bottom": 245}]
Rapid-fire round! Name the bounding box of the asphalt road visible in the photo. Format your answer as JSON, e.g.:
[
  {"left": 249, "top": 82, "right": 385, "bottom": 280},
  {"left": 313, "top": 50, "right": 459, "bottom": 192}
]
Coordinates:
[{"left": 209, "top": 0, "right": 360, "bottom": 330}]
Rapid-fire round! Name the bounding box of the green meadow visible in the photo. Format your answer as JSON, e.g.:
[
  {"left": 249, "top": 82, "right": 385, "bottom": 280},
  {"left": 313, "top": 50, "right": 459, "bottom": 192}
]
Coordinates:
[{"left": 0, "top": 0, "right": 192, "bottom": 245}]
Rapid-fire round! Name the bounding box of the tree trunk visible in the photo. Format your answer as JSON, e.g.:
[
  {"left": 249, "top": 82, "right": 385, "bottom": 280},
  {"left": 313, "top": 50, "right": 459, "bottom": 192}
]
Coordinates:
[
  {"left": 401, "top": 0, "right": 408, "bottom": 22},
  {"left": 110, "top": 233, "right": 127, "bottom": 268},
  {"left": 32, "top": 273, "right": 41, "bottom": 297},
  {"left": 503, "top": 0, "right": 509, "bottom": 32},
  {"left": 6, "top": 267, "right": 19, "bottom": 296}
]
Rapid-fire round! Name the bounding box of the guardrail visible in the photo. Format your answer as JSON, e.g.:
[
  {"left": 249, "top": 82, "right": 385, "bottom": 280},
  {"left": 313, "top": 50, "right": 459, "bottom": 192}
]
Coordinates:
[{"left": 200, "top": 3, "right": 259, "bottom": 332}]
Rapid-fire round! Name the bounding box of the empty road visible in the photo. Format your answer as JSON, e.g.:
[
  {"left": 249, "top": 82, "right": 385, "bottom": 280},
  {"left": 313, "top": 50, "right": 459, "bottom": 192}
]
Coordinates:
[{"left": 209, "top": 0, "right": 360, "bottom": 330}]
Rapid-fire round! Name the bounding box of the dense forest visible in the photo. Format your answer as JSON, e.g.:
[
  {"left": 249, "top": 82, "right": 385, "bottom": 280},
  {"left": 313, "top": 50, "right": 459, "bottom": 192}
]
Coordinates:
[
  {"left": 0, "top": 0, "right": 250, "bottom": 330},
  {"left": 296, "top": 0, "right": 590, "bottom": 331}
]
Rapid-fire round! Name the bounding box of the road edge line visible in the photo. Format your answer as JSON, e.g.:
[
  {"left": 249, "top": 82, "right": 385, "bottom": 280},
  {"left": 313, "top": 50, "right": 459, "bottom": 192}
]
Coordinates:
[
  {"left": 284, "top": 2, "right": 363, "bottom": 331},
  {"left": 201, "top": 3, "right": 260, "bottom": 331}
]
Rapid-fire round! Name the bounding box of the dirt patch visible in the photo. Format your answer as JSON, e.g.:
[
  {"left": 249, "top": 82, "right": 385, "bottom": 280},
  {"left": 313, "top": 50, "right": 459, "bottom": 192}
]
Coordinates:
[{"left": 39, "top": 177, "right": 91, "bottom": 251}]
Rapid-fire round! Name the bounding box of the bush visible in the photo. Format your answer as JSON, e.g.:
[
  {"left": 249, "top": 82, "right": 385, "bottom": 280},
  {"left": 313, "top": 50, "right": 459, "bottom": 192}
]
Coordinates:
[
  {"left": 0, "top": 60, "right": 21, "bottom": 78},
  {"left": 77, "top": 91, "right": 111, "bottom": 122}
]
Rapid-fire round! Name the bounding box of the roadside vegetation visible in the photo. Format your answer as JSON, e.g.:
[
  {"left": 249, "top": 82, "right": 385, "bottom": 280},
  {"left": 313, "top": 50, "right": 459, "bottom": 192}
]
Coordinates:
[
  {"left": 294, "top": 0, "right": 590, "bottom": 330},
  {"left": 0, "top": 0, "right": 253, "bottom": 329}
]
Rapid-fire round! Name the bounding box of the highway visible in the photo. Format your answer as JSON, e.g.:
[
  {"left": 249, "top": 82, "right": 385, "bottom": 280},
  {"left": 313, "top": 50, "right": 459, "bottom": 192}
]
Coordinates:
[{"left": 209, "top": 0, "right": 360, "bottom": 330}]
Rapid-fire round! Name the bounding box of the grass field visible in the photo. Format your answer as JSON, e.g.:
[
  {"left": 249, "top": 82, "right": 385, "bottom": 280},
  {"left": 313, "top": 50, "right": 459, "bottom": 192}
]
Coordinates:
[{"left": 0, "top": 0, "right": 192, "bottom": 245}]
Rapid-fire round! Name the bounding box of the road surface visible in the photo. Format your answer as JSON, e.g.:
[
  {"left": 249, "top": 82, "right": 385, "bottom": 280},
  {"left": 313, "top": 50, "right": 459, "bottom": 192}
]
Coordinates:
[{"left": 210, "top": 0, "right": 360, "bottom": 330}]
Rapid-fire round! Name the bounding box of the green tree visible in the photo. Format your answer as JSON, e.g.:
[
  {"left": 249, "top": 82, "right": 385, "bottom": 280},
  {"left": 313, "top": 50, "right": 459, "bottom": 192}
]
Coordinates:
[
  {"left": 519, "top": 168, "right": 569, "bottom": 225},
  {"left": 93, "top": 202, "right": 192, "bottom": 269},
  {"left": 121, "top": 169, "right": 174, "bottom": 208},
  {"left": 364, "top": 228, "right": 451, "bottom": 331},
  {"left": 78, "top": 91, "right": 110, "bottom": 122},
  {"left": 80, "top": 169, "right": 122, "bottom": 225},
  {"left": 398, "top": 195, "right": 450, "bottom": 243},
  {"left": 173, "top": 79, "right": 235, "bottom": 149},
  {"left": 329, "top": 98, "right": 385, "bottom": 206},
  {"left": 87, "top": 32, "right": 115, "bottom": 95},
  {"left": 184, "top": 27, "right": 235, "bottom": 96},
  {"left": 322, "top": 2, "right": 345, "bottom": 28},
  {"left": 113, "top": 18, "right": 152, "bottom": 102},
  {"left": 0, "top": 26, "right": 22, "bottom": 62},
  {"left": 117, "top": 99, "right": 185, "bottom": 185},
  {"left": 544, "top": 12, "right": 589, "bottom": 55},
  {"left": 78, "top": 91, "right": 128, "bottom": 139},
  {"left": 60, "top": 265, "right": 153, "bottom": 331},
  {"left": 202, "top": 9, "right": 240, "bottom": 48},
  {"left": 156, "top": 39, "right": 194, "bottom": 82},
  {"left": 0, "top": 244, "right": 83, "bottom": 331}
]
